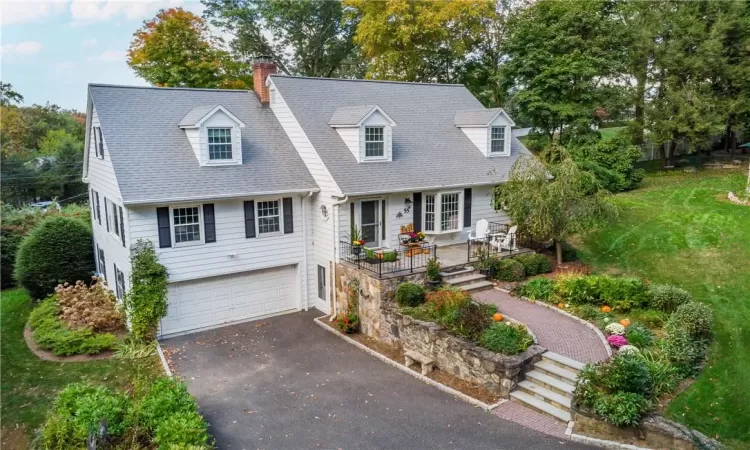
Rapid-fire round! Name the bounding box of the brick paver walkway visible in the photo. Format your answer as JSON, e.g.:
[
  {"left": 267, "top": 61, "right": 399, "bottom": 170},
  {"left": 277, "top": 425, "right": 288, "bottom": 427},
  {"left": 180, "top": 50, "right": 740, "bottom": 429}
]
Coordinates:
[
  {"left": 474, "top": 289, "right": 609, "bottom": 363},
  {"left": 492, "top": 401, "right": 567, "bottom": 438}
]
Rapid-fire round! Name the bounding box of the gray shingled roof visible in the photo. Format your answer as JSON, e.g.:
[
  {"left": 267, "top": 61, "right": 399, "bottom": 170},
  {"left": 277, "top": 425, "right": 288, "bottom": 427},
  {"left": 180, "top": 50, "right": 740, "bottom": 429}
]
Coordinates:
[
  {"left": 89, "top": 85, "right": 318, "bottom": 204},
  {"left": 178, "top": 105, "right": 218, "bottom": 127},
  {"left": 270, "top": 76, "right": 532, "bottom": 196},
  {"left": 328, "top": 105, "right": 377, "bottom": 126},
  {"left": 454, "top": 108, "right": 506, "bottom": 126}
]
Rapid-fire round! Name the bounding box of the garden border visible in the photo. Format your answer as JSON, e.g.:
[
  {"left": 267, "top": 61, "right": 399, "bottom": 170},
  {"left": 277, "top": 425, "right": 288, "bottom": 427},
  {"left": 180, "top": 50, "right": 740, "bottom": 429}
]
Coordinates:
[
  {"left": 495, "top": 287, "right": 613, "bottom": 357},
  {"left": 23, "top": 325, "right": 116, "bottom": 362},
  {"left": 156, "top": 341, "right": 173, "bottom": 377},
  {"left": 314, "top": 315, "right": 506, "bottom": 412}
]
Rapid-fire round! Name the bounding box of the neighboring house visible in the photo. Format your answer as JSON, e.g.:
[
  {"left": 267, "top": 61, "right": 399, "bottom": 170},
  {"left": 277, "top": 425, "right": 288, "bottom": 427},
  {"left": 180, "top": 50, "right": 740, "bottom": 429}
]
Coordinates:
[{"left": 83, "top": 61, "right": 532, "bottom": 337}]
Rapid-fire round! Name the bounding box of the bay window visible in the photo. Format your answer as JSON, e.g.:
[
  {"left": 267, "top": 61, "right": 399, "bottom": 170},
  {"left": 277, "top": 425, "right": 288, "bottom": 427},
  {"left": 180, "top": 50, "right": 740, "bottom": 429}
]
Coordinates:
[{"left": 423, "top": 191, "right": 462, "bottom": 233}]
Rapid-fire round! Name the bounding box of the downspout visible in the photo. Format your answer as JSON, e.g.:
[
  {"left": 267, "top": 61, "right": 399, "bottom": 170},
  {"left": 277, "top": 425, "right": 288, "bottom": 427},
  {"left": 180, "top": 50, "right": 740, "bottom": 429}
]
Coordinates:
[
  {"left": 330, "top": 195, "right": 349, "bottom": 320},
  {"left": 301, "top": 190, "right": 314, "bottom": 311}
]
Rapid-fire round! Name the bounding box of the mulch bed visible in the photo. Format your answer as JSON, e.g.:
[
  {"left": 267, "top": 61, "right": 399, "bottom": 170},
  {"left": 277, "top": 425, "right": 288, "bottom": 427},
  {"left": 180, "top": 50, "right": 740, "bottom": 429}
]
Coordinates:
[
  {"left": 23, "top": 326, "right": 116, "bottom": 362},
  {"left": 318, "top": 319, "right": 501, "bottom": 405}
]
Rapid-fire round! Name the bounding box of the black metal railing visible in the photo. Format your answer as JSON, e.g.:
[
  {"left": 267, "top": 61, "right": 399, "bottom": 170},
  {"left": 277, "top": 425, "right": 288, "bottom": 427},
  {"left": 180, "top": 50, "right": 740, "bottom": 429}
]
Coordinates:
[
  {"left": 340, "top": 241, "right": 438, "bottom": 278},
  {"left": 466, "top": 222, "right": 537, "bottom": 261}
]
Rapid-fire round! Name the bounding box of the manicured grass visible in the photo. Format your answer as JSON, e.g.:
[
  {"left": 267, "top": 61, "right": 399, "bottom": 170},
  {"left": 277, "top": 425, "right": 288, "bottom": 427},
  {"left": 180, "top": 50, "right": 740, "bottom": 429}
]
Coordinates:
[
  {"left": 0, "top": 289, "right": 162, "bottom": 446},
  {"left": 598, "top": 126, "right": 627, "bottom": 140},
  {"left": 577, "top": 170, "right": 750, "bottom": 446}
]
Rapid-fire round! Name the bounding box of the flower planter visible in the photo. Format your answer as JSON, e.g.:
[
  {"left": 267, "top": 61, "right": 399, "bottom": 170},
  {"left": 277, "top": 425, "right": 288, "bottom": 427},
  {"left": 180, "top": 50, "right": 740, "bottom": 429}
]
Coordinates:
[
  {"left": 352, "top": 246, "right": 362, "bottom": 256},
  {"left": 426, "top": 279, "right": 441, "bottom": 290}
]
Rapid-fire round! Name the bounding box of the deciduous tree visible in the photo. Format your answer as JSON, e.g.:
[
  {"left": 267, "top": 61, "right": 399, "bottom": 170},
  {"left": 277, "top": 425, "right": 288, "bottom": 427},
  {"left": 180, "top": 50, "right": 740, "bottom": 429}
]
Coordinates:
[{"left": 0, "top": 82, "right": 24, "bottom": 106}]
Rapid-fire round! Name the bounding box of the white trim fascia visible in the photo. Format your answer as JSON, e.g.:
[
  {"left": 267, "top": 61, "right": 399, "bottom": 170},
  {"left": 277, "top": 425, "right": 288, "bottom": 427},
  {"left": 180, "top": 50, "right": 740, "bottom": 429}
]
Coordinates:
[
  {"left": 180, "top": 105, "right": 246, "bottom": 129},
  {"left": 329, "top": 105, "right": 397, "bottom": 128},
  {"left": 455, "top": 108, "right": 516, "bottom": 128},
  {"left": 122, "top": 188, "right": 320, "bottom": 206},
  {"left": 82, "top": 93, "right": 93, "bottom": 180}
]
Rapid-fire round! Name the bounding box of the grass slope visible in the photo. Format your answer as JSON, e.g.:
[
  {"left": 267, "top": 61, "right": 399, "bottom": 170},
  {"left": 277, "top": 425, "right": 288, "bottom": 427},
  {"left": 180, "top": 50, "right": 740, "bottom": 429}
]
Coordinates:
[
  {"left": 578, "top": 171, "right": 750, "bottom": 445},
  {"left": 0, "top": 289, "right": 161, "bottom": 447}
]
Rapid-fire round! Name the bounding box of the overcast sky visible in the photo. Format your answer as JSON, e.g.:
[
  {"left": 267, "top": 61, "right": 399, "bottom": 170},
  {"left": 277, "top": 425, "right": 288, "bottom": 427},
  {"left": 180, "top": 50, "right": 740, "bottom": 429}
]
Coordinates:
[{"left": 2, "top": 0, "right": 207, "bottom": 111}]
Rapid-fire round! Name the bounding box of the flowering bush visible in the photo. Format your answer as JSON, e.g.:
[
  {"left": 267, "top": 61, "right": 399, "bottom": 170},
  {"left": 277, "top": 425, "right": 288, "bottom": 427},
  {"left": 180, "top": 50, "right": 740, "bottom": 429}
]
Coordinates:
[
  {"left": 352, "top": 239, "right": 365, "bottom": 246},
  {"left": 619, "top": 345, "right": 640, "bottom": 355},
  {"left": 605, "top": 323, "right": 626, "bottom": 335},
  {"left": 335, "top": 310, "right": 359, "bottom": 333},
  {"left": 56, "top": 278, "right": 123, "bottom": 332},
  {"left": 607, "top": 335, "right": 628, "bottom": 348}
]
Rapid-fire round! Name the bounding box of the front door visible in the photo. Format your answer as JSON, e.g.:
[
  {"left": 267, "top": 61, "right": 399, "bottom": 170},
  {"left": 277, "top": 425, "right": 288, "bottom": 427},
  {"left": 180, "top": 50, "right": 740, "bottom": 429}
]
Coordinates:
[{"left": 360, "top": 200, "right": 380, "bottom": 246}]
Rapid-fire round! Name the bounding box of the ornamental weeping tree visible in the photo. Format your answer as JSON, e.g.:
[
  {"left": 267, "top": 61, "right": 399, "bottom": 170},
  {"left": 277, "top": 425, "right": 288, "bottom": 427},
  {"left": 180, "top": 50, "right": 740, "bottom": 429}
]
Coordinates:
[
  {"left": 126, "top": 240, "right": 169, "bottom": 341},
  {"left": 496, "top": 155, "right": 617, "bottom": 265}
]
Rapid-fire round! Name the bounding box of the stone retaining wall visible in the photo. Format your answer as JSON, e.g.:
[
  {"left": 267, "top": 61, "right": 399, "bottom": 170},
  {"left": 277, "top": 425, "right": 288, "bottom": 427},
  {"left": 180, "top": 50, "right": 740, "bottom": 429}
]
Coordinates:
[{"left": 380, "top": 306, "right": 544, "bottom": 397}]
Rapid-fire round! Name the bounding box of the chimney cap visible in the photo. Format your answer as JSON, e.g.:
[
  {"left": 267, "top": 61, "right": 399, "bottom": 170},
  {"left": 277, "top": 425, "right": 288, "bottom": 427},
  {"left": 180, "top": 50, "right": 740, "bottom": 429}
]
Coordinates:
[{"left": 253, "top": 55, "right": 275, "bottom": 65}]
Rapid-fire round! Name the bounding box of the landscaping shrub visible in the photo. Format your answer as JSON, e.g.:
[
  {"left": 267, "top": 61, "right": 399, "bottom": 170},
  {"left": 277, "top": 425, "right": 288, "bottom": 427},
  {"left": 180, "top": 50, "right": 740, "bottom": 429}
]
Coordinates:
[
  {"left": 41, "top": 383, "right": 130, "bottom": 448},
  {"left": 666, "top": 302, "right": 713, "bottom": 339},
  {"left": 153, "top": 412, "right": 210, "bottom": 449},
  {"left": 493, "top": 258, "right": 525, "bottom": 282},
  {"left": 14, "top": 216, "right": 94, "bottom": 299},
  {"left": 648, "top": 284, "right": 692, "bottom": 312},
  {"left": 451, "top": 302, "right": 494, "bottom": 341},
  {"left": 137, "top": 377, "right": 202, "bottom": 431},
  {"left": 598, "top": 276, "right": 648, "bottom": 311},
  {"left": 554, "top": 273, "right": 599, "bottom": 304},
  {"left": 513, "top": 278, "right": 554, "bottom": 301},
  {"left": 574, "top": 304, "right": 603, "bottom": 321},
  {"left": 424, "top": 287, "right": 471, "bottom": 317},
  {"left": 640, "top": 349, "right": 680, "bottom": 398},
  {"left": 55, "top": 279, "right": 123, "bottom": 332},
  {"left": 513, "top": 253, "right": 553, "bottom": 276},
  {"left": 28, "top": 297, "right": 118, "bottom": 356},
  {"left": 593, "top": 392, "right": 649, "bottom": 427},
  {"left": 624, "top": 323, "right": 654, "bottom": 348},
  {"left": 662, "top": 327, "right": 708, "bottom": 377},
  {"left": 628, "top": 308, "right": 669, "bottom": 328},
  {"left": 599, "top": 353, "right": 653, "bottom": 397},
  {"left": 396, "top": 282, "right": 426, "bottom": 307},
  {"left": 126, "top": 240, "right": 169, "bottom": 341},
  {"left": 480, "top": 323, "right": 534, "bottom": 355}
]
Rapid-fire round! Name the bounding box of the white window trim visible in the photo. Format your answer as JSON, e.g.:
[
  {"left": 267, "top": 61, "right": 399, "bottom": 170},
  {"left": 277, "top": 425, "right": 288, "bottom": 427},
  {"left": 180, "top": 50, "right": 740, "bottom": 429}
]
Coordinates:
[
  {"left": 488, "top": 125, "right": 510, "bottom": 156},
  {"left": 207, "top": 127, "right": 234, "bottom": 162},
  {"left": 256, "top": 199, "right": 284, "bottom": 237},
  {"left": 364, "top": 126, "right": 387, "bottom": 161},
  {"left": 423, "top": 191, "right": 463, "bottom": 234},
  {"left": 115, "top": 266, "right": 126, "bottom": 301},
  {"left": 170, "top": 205, "right": 204, "bottom": 247},
  {"left": 106, "top": 198, "right": 121, "bottom": 239},
  {"left": 354, "top": 197, "right": 386, "bottom": 247}
]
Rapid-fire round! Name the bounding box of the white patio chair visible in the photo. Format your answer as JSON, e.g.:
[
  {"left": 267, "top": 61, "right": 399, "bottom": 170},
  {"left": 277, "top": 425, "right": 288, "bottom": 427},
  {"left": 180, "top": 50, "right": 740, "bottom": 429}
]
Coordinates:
[
  {"left": 468, "top": 219, "right": 489, "bottom": 243},
  {"left": 492, "top": 225, "right": 518, "bottom": 252}
]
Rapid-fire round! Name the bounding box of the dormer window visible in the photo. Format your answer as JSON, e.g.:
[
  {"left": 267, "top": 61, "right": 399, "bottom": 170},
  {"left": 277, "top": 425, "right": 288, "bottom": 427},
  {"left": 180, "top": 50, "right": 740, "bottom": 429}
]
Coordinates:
[
  {"left": 365, "top": 126, "right": 385, "bottom": 158},
  {"left": 490, "top": 127, "right": 506, "bottom": 153},
  {"left": 208, "top": 128, "right": 233, "bottom": 160},
  {"left": 329, "top": 105, "right": 396, "bottom": 163}
]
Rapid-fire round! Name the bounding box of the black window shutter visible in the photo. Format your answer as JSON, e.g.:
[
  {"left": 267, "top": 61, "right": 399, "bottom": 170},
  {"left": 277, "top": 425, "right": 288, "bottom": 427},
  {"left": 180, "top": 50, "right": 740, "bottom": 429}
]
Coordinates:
[
  {"left": 113, "top": 263, "right": 120, "bottom": 299},
  {"left": 119, "top": 206, "right": 126, "bottom": 247},
  {"left": 282, "top": 198, "right": 293, "bottom": 234},
  {"left": 203, "top": 204, "right": 216, "bottom": 243},
  {"left": 413, "top": 193, "right": 422, "bottom": 232},
  {"left": 381, "top": 199, "right": 386, "bottom": 241},
  {"left": 95, "top": 192, "right": 101, "bottom": 224},
  {"left": 104, "top": 199, "right": 110, "bottom": 232},
  {"left": 93, "top": 127, "right": 99, "bottom": 157},
  {"left": 156, "top": 207, "right": 172, "bottom": 248},
  {"left": 349, "top": 202, "right": 355, "bottom": 236},
  {"left": 244, "top": 201, "right": 256, "bottom": 238},
  {"left": 97, "top": 127, "right": 104, "bottom": 158},
  {"left": 463, "top": 188, "right": 472, "bottom": 228}
]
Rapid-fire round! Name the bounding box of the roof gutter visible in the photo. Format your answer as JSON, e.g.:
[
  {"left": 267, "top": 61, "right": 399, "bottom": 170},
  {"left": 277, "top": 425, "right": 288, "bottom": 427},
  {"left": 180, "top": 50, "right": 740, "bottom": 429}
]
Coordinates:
[
  {"left": 340, "top": 181, "right": 506, "bottom": 198},
  {"left": 122, "top": 188, "right": 321, "bottom": 206}
]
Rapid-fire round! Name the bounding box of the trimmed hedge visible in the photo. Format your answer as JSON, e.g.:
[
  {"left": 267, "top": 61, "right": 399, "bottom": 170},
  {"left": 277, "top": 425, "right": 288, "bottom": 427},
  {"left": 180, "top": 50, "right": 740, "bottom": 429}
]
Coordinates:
[
  {"left": 553, "top": 274, "right": 648, "bottom": 310},
  {"left": 648, "top": 284, "right": 692, "bottom": 312},
  {"left": 666, "top": 302, "right": 713, "bottom": 339},
  {"left": 395, "top": 282, "right": 426, "bottom": 307},
  {"left": 480, "top": 323, "right": 534, "bottom": 355},
  {"left": 14, "top": 216, "right": 95, "bottom": 300},
  {"left": 514, "top": 253, "right": 553, "bottom": 276},
  {"left": 28, "top": 297, "right": 118, "bottom": 356},
  {"left": 494, "top": 258, "right": 525, "bottom": 282}
]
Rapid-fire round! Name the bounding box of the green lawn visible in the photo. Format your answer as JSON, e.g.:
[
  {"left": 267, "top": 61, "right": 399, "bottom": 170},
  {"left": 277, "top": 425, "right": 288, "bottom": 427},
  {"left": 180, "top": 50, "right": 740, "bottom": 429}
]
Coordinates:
[
  {"left": 0, "top": 289, "right": 162, "bottom": 447},
  {"left": 598, "top": 126, "right": 627, "bottom": 140},
  {"left": 577, "top": 170, "right": 750, "bottom": 446}
]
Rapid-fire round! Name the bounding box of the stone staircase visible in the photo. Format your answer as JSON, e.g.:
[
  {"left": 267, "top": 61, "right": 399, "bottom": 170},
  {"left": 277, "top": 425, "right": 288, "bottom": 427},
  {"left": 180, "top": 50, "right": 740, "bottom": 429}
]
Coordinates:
[
  {"left": 509, "top": 351, "right": 584, "bottom": 423},
  {"left": 440, "top": 266, "right": 494, "bottom": 294}
]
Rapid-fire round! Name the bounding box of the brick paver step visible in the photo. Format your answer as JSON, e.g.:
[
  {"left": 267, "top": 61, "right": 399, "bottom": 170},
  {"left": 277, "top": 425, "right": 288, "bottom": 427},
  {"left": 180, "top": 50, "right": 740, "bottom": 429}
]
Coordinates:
[{"left": 510, "top": 391, "right": 572, "bottom": 422}]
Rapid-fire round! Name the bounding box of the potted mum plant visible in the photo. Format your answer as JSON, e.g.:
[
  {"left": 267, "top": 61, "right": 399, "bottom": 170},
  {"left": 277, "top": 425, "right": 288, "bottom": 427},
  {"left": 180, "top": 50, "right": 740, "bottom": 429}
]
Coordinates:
[
  {"left": 351, "top": 227, "right": 365, "bottom": 256},
  {"left": 425, "top": 257, "right": 442, "bottom": 290}
]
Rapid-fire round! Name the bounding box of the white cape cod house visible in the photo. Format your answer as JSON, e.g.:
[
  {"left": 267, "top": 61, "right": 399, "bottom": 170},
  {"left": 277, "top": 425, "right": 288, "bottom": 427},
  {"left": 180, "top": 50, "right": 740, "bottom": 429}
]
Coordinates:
[{"left": 82, "top": 61, "right": 533, "bottom": 337}]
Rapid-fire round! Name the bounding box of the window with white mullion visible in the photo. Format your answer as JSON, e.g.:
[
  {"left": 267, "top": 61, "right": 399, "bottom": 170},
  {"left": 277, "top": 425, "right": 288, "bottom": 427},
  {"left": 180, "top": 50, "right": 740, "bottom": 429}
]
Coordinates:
[
  {"left": 364, "top": 126, "right": 385, "bottom": 158},
  {"left": 490, "top": 126, "right": 506, "bottom": 153},
  {"left": 440, "top": 193, "right": 460, "bottom": 232},
  {"left": 257, "top": 200, "right": 280, "bottom": 234},
  {"left": 424, "top": 195, "right": 436, "bottom": 232},
  {"left": 107, "top": 198, "right": 121, "bottom": 238},
  {"left": 173, "top": 206, "right": 201, "bottom": 243},
  {"left": 208, "top": 127, "right": 233, "bottom": 160}
]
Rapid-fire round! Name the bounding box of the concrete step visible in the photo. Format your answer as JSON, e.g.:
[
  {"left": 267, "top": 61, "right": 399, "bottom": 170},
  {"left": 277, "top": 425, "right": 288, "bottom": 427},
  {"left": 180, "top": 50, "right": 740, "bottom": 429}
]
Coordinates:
[
  {"left": 517, "top": 380, "right": 572, "bottom": 410},
  {"left": 460, "top": 280, "right": 495, "bottom": 294},
  {"left": 510, "top": 390, "right": 572, "bottom": 422},
  {"left": 542, "top": 351, "right": 585, "bottom": 373},
  {"left": 439, "top": 267, "right": 477, "bottom": 281},
  {"left": 534, "top": 361, "right": 578, "bottom": 384},
  {"left": 444, "top": 273, "right": 487, "bottom": 287},
  {"left": 525, "top": 370, "right": 575, "bottom": 398}
]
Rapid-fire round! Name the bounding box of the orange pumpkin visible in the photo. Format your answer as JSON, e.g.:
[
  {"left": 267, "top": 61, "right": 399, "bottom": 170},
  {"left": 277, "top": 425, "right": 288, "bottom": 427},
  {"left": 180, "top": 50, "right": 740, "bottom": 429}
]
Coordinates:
[
  {"left": 493, "top": 312, "right": 504, "bottom": 322},
  {"left": 619, "top": 318, "right": 631, "bottom": 327},
  {"left": 557, "top": 302, "right": 565, "bottom": 309},
  {"left": 601, "top": 305, "right": 612, "bottom": 313}
]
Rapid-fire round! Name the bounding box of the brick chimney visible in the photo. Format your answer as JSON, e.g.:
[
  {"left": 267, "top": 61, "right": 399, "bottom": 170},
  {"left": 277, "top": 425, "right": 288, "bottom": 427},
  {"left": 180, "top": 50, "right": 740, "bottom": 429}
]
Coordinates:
[{"left": 253, "top": 57, "right": 277, "bottom": 104}]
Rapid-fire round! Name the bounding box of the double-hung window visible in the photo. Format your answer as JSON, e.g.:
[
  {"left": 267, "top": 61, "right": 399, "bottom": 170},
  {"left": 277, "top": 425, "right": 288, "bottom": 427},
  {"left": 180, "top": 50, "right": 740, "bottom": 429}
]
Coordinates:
[
  {"left": 106, "top": 198, "right": 120, "bottom": 238},
  {"left": 257, "top": 200, "right": 280, "bottom": 234},
  {"left": 172, "top": 206, "right": 202, "bottom": 244},
  {"left": 490, "top": 126, "right": 506, "bottom": 154},
  {"left": 208, "top": 128, "right": 232, "bottom": 160},
  {"left": 423, "top": 192, "right": 461, "bottom": 233},
  {"left": 114, "top": 266, "right": 125, "bottom": 300},
  {"left": 364, "top": 126, "right": 384, "bottom": 158}
]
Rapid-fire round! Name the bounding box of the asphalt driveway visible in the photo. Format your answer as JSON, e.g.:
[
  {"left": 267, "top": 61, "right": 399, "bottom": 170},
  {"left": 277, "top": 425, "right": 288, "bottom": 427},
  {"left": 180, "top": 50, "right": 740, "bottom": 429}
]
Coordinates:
[{"left": 162, "top": 310, "right": 591, "bottom": 450}]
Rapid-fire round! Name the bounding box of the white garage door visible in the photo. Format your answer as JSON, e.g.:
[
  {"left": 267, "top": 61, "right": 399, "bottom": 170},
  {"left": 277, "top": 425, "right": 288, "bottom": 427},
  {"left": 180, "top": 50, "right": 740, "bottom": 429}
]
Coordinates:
[{"left": 160, "top": 265, "right": 297, "bottom": 336}]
